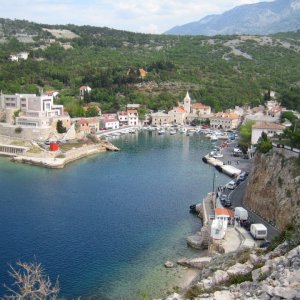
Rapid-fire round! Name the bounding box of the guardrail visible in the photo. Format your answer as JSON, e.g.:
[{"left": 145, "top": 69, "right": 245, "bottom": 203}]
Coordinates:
[{"left": 272, "top": 143, "right": 300, "bottom": 155}]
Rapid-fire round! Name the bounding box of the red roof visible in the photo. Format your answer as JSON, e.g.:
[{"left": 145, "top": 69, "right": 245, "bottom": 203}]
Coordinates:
[
  {"left": 78, "top": 118, "right": 98, "bottom": 124},
  {"left": 192, "top": 103, "right": 209, "bottom": 109},
  {"left": 127, "top": 109, "right": 138, "bottom": 114},
  {"left": 215, "top": 208, "right": 234, "bottom": 217},
  {"left": 118, "top": 111, "right": 127, "bottom": 116},
  {"left": 214, "top": 113, "right": 239, "bottom": 120},
  {"left": 174, "top": 106, "right": 185, "bottom": 113}
]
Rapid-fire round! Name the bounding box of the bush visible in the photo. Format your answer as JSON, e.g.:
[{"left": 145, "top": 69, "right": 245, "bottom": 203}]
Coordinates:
[{"left": 14, "top": 126, "right": 22, "bottom": 133}]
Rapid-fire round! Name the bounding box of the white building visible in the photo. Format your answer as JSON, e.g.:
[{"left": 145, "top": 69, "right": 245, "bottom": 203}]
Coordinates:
[
  {"left": 101, "top": 114, "right": 119, "bottom": 130},
  {"left": 8, "top": 55, "right": 19, "bottom": 62},
  {"left": 18, "top": 52, "right": 29, "bottom": 60},
  {"left": 0, "top": 93, "right": 66, "bottom": 128},
  {"left": 118, "top": 111, "right": 128, "bottom": 125},
  {"left": 127, "top": 109, "right": 139, "bottom": 126},
  {"left": 251, "top": 121, "right": 285, "bottom": 144},
  {"left": 79, "top": 86, "right": 92, "bottom": 98}
]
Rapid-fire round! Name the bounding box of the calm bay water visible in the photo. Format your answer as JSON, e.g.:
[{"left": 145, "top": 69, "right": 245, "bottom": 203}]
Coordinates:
[{"left": 0, "top": 132, "right": 228, "bottom": 300}]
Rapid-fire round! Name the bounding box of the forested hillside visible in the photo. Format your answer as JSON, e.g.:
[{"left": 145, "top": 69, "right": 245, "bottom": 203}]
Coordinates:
[{"left": 0, "top": 18, "right": 300, "bottom": 115}]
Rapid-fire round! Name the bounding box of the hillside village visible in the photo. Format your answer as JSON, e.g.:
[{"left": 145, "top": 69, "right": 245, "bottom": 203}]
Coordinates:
[{"left": 0, "top": 85, "right": 294, "bottom": 142}]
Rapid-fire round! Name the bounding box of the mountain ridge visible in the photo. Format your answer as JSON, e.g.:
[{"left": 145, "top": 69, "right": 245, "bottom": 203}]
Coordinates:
[{"left": 165, "top": 0, "right": 300, "bottom": 36}]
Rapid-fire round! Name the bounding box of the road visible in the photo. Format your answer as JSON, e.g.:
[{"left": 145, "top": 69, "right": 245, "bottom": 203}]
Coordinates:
[{"left": 228, "top": 179, "right": 279, "bottom": 241}]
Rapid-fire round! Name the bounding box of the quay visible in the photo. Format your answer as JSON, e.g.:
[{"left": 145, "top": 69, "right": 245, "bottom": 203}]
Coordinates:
[{"left": 8, "top": 141, "right": 119, "bottom": 169}]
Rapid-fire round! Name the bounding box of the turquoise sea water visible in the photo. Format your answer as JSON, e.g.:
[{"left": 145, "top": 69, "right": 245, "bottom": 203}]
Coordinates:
[{"left": 0, "top": 132, "right": 229, "bottom": 299}]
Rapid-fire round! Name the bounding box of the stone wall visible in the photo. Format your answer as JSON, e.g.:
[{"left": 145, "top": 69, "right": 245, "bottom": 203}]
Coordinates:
[
  {"left": 0, "top": 123, "right": 53, "bottom": 140},
  {"left": 244, "top": 149, "right": 300, "bottom": 231}
]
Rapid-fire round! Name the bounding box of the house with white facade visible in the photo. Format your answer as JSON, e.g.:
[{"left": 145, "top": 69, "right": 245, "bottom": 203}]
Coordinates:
[
  {"left": 18, "top": 52, "right": 29, "bottom": 60},
  {"left": 101, "top": 114, "right": 119, "bottom": 130},
  {"left": 127, "top": 109, "right": 139, "bottom": 126},
  {"left": 251, "top": 121, "right": 285, "bottom": 144},
  {"left": 79, "top": 86, "right": 92, "bottom": 99},
  {"left": 8, "top": 55, "right": 19, "bottom": 62},
  {"left": 118, "top": 111, "right": 128, "bottom": 125}
]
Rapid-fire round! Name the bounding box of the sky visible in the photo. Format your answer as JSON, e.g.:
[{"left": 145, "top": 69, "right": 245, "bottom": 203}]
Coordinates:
[{"left": 0, "top": 0, "right": 274, "bottom": 34}]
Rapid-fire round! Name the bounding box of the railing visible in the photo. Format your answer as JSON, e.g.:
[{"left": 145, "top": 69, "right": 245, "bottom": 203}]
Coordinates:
[{"left": 272, "top": 143, "right": 300, "bottom": 155}]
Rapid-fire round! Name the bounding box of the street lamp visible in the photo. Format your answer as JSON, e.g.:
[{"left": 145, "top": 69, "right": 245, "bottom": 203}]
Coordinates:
[{"left": 212, "top": 171, "right": 216, "bottom": 193}]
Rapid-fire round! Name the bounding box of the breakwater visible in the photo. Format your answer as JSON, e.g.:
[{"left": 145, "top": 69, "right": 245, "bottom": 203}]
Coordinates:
[{"left": 11, "top": 141, "right": 119, "bottom": 168}]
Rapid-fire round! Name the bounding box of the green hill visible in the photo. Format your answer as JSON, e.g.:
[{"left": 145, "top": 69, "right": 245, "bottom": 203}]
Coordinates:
[{"left": 0, "top": 18, "right": 300, "bottom": 115}]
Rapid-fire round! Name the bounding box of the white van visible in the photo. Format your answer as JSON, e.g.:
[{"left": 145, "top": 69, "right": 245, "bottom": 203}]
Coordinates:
[
  {"left": 234, "top": 207, "right": 248, "bottom": 221},
  {"left": 226, "top": 180, "right": 237, "bottom": 190},
  {"left": 250, "top": 224, "right": 267, "bottom": 240}
]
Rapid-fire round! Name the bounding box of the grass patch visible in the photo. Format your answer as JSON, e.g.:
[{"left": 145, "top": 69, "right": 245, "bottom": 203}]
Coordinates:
[
  {"left": 228, "top": 273, "right": 252, "bottom": 285},
  {"left": 10, "top": 140, "right": 26, "bottom": 146},
  {"left": 27, "top": 146, "right": 42, "bottom": 154}
]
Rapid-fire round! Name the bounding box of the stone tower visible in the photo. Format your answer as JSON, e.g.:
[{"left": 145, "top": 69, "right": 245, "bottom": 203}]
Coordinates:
[{"left": 183, "top": 91, "right": 191, "bottom": 113}]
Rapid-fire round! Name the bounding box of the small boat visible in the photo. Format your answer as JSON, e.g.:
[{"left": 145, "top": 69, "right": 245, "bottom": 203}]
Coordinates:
[
  {"left": 129, "top": 128, "right": 136, "bottom": 134},
  {"left": 213, "top": 152, "right": 223, "bottom": 158},
  {"left": 158, "top": 128, "right": 165, "bottom": 135},
  {"left": 210, "top": 134, "right": 218, "bottom": 141},
  {"left": 169, "top": 129, "right": 176, "bottom": 135}
]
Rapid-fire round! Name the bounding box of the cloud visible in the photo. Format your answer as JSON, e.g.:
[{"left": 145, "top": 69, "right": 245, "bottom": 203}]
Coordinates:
[{"left": 0, "top": 0, "right": 274, "bottom": 33}]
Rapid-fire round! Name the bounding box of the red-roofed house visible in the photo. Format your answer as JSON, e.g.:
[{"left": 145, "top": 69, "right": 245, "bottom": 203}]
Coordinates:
[
  {"left": 168, "top": 106, "right": 188, "bottom": 125},
  {"left": 210, "top": 113, "right": 240, "bottom": 130},
  {"left": 72, "top": 117, "right": 100, "bottom": 135},
  {"left": 101, "top": 114, "right": 119, "bottom": 130},
  {"left": 192, "top": 103, "right": 211, "bottom": 115},
  {"left": 127, "top": 109, "right": 139, "bottom": 126},
  {"left": 46, "top": 91, "right": 59, "bottom": 97}
]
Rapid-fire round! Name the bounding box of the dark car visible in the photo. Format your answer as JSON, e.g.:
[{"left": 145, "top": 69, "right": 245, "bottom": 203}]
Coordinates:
[
  {"left": 220, "top": 194, "right": 228, "bottom": 202},
  {"left": 241, "top": 220, "right": 252, "bottom": 231},
  {"left": 259, "top": 241, "right": 271, "bottom": 249},
  {"left": 224, "top": 199, "right": 232, "bottom": 207}
]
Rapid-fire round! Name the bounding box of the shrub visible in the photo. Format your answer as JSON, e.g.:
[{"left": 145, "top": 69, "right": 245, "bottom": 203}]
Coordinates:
[{"left": 14, "top": 126, "right": 22, "bottom": 133}]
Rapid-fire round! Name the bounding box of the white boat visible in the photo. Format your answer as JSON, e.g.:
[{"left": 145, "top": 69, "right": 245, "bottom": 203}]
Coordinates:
[
  {"left": 129, "top": 128, "right": 136, "bottom": 134},
  {"left": 179, "top": 127, "right": 187, "bottom": 133},
  {"left": 169, "top": 129, "right": 176, "bottom": 135},
  {"left": 158, "top": 128, "right": 165, "bottom": 135},
  {"left": 210, "top": 134, "right": 218, "bottom": 141},
  {"left": 213, "top": 152, "right": 223, "bottom": 158}
]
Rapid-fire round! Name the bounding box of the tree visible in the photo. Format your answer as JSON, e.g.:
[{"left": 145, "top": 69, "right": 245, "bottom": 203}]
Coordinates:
[
  {"left": 1, "top": 260, "right": 60, "bottom": 300},
  {"left": 56, "top": 120, "right": 66, "bottom": 134},
  {"left": 257, "top": 132, "right": 272, "bottom": 153},
  {"left": 85, "top": 106, "right": 99, "bottom": 117}
]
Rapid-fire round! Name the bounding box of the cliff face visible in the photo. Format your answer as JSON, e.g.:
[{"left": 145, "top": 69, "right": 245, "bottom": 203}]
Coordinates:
[{"left": 244, "top": 149, "right": 300, "bottom": 231}]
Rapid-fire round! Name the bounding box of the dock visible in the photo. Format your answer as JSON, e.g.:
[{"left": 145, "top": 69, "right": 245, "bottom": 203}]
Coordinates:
[{"left": 203, "top": 154, "right": 241, "bottom": 178}]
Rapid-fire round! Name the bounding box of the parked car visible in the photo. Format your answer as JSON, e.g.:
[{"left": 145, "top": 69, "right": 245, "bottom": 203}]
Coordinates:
[
  {"left": 238, "top": 172, "right": 247, "bottom": 181},
  {"left": 240, "top": 220, "right": 251, "bottom": 231},
  {"left": 226, "top": 180, "right": 237, "bottom": 190},
  {"left": 224, "top": 198, "right": 232, "bottom": 207},
  {"left": 259, "top": 241, "right": 271, "bottom": 249},
  {"left": 220, "top": 194, "right": 228, "bottom": 202}
]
